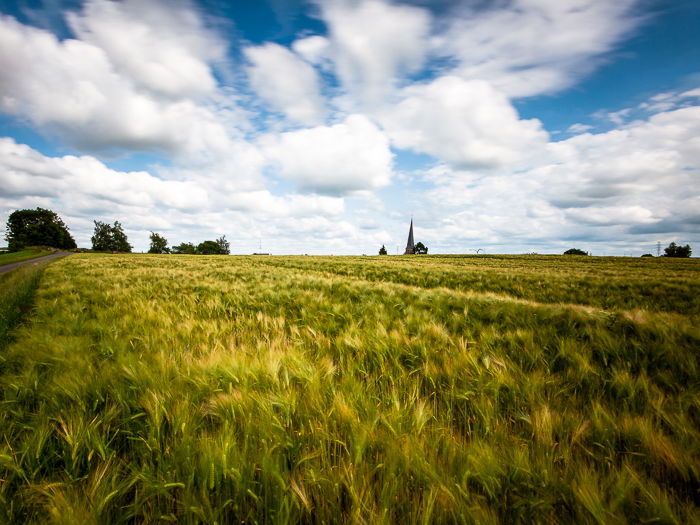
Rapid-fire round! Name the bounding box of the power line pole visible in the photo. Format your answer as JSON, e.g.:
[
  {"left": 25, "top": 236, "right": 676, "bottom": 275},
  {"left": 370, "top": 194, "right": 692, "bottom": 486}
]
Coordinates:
[{"left": 657, "top": 241, "right": 661, "bottom": 257}]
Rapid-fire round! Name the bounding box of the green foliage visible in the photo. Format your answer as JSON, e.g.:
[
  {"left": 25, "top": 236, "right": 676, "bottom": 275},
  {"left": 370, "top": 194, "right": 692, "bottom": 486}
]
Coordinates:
[
  {"left": 196, "top": 236, "right": 230, "bottom": 255},
  {"left": 415, "top": 241, "right": 428, "bottom": 254},
  {"left": 91, "top": 221, "right": 132, "bottom": 252},
  {"left": 215, "top": 235, "right": 230, "bottom": 255},
  {"left": 172, "top": 237, "right": 230, "bottom": 255},
  {"left": 196, "top": 240, "right": 221, "bottom": 254},
  {"left": 148, "top": 232, "right": 170, "bottom": 254},
  {"left": 564, "top": 248, "right": 588, "bottom": 255},
  {"left": 664, "top": 242, "right": 692, "bottom": 258},
  {"left": 641, "top": 253, "right": 654, "bottom": 257},
  {"left": 171, "top": 242, "right": 197, "bottom": 254},
  {"left": 379, "top": 244, "right": 388, "bottom": 255},
  {"left": 4, "top": 208, "right": 76, "bottom": 251},
  {"left": 0, "top": 254, "right": 698, "bottom": 523}
]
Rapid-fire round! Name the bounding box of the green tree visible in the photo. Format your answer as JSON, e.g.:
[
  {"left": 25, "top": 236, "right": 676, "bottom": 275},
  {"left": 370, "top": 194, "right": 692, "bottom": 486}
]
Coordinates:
[
  {"left": 196, "top": 240, "right": 221, "bottom": 255},
  {"left": 415, "top": 241, "right": 428, "bottom": 254},
  {"left": 91, "top": 221, "right": 132, "bottom": 252},
  {"left": 379, "top": 245, "right": 387, "bottom": 255},
  {"left": 5, "top": 208, "right": 76, "bottom": 251},
  {"left": 148, "top": 231, "right": 170, "bottom": 254},
  {"left": 215, "top": 235, "right": 230, "bottom": 255},
  {"left": 564, "top": 248, "right": 588, "bottom": 255},
  {"left": 171, "top": 242, "right": 197, "bottom": 255},
  {"left": 663, "top": 242, "right": 691, "bottom": 258}
]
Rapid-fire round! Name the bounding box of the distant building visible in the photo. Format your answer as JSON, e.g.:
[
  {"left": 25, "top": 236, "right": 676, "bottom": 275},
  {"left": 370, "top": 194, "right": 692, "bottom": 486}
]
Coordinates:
[{"left": 404, "top": 219, "right": 415, "bottom": 254}]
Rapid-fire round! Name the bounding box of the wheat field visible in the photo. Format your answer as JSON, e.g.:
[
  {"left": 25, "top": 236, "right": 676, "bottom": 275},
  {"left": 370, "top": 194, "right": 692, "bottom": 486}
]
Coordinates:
[{"left": 1, "top": 254, "right": 698, "bottom": 523}]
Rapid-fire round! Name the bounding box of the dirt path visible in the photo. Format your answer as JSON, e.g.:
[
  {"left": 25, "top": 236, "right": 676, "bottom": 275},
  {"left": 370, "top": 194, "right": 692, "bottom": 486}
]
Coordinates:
[{"left": 0, "top": 252, "right": 74, "bottom": 274}]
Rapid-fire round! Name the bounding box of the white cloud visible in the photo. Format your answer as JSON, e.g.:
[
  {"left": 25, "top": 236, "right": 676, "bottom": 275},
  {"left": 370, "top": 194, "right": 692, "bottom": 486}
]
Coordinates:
[
  {"left": 438, "top": 0, "right": 642, "bottom": 97},
  {"left": 0, "top": 138, "right": 208, "bottom": 211},
  {"left": 292, "top": 35, "right": 332, "bottom": 66},
  {"left": 379, "top": 76, "right": 548, "bottom": 169},
  {"left": 567, "top": 123, "right": 594, "bottom": 134},
  {"left": 318, "top": 0, "right": 430, "bottom": 108},
  {"left": 226, "top": 190, "right": 344, "bottom": 217},
  {"left": 0, "top": 137, "right": 353, "bottom": 251},
  {"left": 66, "top": 0, "right": 225, "bottom": 99},
  {"left": 261, "top": 114, "right": 393, "bottom": 195},
  {"left": 0, "top": 7, "right": 265, "bottom": 191},
  {"left": 418, "top": 102, "right": 700, "bottom": 252},
  {"left": 244, "top": 43, "right": 325, "bottom": 126}
]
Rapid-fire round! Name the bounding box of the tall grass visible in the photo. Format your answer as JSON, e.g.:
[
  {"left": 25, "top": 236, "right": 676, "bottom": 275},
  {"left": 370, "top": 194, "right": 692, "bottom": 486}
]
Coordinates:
[
  {"left": 0, "top": 254, "right": 698, "bottom": 523},
  {"left": 0, "top": 259, "right": 50, "bottom": 349}
]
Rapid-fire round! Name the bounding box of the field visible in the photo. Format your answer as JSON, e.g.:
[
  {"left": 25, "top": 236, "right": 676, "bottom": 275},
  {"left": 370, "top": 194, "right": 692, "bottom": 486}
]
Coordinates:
[{"left": 1, "top": 254, "right": 698, "bottom": 523}]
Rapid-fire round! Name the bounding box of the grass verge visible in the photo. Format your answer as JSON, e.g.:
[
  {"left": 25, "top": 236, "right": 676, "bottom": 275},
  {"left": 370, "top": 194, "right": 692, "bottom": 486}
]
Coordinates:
[
  {"left": 0, "top": 259, "right": 50, "bottom": 349},
  {"left": 0, "top": 248, "right": 55, "bottom": 267}
]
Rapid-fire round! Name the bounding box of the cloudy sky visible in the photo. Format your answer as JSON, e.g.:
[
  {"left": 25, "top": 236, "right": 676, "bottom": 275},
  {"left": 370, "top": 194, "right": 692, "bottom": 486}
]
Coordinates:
[{"left": 0, "top": 0, "right": 698, "bottom": 255}]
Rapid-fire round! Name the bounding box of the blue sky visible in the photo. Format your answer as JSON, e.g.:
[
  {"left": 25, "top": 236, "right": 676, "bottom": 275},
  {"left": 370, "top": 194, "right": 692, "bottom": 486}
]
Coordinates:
[{"left": 0, "top": 0, "right": 698, "bottom": 255}]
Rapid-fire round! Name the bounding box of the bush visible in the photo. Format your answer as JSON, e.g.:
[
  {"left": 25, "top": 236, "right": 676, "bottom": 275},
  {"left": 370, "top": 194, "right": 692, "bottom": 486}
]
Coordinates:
[{"left": 564, "top": 248, "right": 588, "bottom": 255}]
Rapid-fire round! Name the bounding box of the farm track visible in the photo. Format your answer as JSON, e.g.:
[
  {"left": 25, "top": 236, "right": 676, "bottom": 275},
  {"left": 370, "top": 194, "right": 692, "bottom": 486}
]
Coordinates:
[{"left": 0, "top": 251, "right": 73, "bottom": 273}]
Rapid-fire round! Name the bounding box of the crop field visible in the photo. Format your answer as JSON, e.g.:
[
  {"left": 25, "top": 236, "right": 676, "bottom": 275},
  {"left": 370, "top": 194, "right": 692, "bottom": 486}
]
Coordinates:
[{"left": 1, "top": 254, "right": 698, "bottom": 523}]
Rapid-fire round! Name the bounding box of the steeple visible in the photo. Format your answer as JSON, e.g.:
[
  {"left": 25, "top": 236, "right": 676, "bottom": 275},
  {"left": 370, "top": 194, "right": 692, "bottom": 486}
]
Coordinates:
[{"left": 404, "top": 218, "right": 415, "bottom": 254}]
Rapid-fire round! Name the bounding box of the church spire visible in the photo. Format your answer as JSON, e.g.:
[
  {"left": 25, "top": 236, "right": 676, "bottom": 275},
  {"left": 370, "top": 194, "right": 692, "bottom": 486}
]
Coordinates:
[{"left": 404, "top": 218, "right": 415, "bottom": 254}]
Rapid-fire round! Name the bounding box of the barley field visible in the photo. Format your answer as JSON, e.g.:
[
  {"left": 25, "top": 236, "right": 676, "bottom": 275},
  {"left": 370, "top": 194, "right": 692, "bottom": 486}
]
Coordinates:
[{"left": 1, "top": 254, "right": 698, "bottom": 523}]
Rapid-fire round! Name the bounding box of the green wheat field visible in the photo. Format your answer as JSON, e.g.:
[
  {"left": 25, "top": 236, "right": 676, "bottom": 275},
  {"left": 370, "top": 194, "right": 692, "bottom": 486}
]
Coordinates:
[{"left": 1, "top": 254, "right": 699, "bottom": 523}]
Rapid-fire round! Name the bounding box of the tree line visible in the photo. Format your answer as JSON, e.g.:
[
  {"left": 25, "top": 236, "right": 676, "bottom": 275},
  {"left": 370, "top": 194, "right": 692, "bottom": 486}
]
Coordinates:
[
  {"left": 148, "top": 232, "right": 230, "bottom": 255},
  {"left": 4, "top": 208, "right": 230, "bottom": 255},
  {"left": 3, "top": 208, "right": 694, "bottom": 258}
]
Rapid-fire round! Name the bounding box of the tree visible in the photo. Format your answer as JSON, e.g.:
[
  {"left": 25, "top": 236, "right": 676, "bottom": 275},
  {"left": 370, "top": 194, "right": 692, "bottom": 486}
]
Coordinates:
[
  {"left": 196, "top": 240, "right": 221, "bottom": 255},
  {"left": 415, "top": 241, "right": 428, "bottom": 254},
  {"left": 215, "top": 235, "right": 230, "bottom": 255},
  {"left": 663, "top": 242, "right": 691, "bottom": 258},
  {"left": 171, "top": 242, "right": 197, "bottom": 255},
  {"left": 641, "top": 253, "right": 654, "bottom": 258},
  {"left": 148, "top": 231, "right": 170, "bottom": 254},
  {"left": 5, "top": 208, "right": 76, "bottom": 251},
  {"left": 91, "top": 220, "right": 132, "bottom": 252},
  {"left": 564, "top": 248, "right": 588, "bottom": 255},
  {"left": 379, "top": 245, "right": 387, "bottom": 255}
]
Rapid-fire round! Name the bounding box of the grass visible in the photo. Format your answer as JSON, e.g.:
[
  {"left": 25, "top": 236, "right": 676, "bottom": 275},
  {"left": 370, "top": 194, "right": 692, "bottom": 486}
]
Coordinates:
[
  {"left": 0, "top": 259, "right": 51, "bottom": 349},
  {"left": 0, "top": 253, "right": 698, "bottom": 523},
  {"left": 0, "top": 248, "right": 55, "bottom": 267}
]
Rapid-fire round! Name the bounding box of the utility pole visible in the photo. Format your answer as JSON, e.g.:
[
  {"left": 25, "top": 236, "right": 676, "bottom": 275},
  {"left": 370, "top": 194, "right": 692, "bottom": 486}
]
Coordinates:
[{"left": 657, "top": 241, "right": 661, "bottom": 257}]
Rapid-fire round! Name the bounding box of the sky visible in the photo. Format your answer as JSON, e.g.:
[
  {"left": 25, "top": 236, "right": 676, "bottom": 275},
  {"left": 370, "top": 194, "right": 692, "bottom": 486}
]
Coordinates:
[{"left": 0, "top": 0, "right": 698, "bottom": 255}]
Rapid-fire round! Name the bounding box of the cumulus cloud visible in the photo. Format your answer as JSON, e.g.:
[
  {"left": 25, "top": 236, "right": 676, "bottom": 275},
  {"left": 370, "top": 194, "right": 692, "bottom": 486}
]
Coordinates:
[
  {"left": 0, "top": 138, "right": 208, "bottom": 211},
  {"left": 379, "top": 76, "right": 548, "bottom": 169},
  {"left": 261, "top": 114, "right": 394, "bottom": 195},
  {"left": 226, "top": 190, "right": 344, "bottom": 217},
  {"left": 437, "top": 0, "right": 642, "bottom": 97},
  {"left": 244, "top": 43, "right": 325, "bottom": 126},
  {"left": 0, "top": 137, "right": 354, "bottom": 251},
  {"left": 66, "top": 0, "right": 225, "bottom": 99},
  {"left": 318, "top": 0, "right": 430, "bottom": 108},
  {"left": 418, "top": 100, "right": 700, "bottom": 252},
  {"left": 292, "top": 35, "right": 332, "bottom": 66},
  {"left": 0, "top": 7, "right": 252, "bottom": 160}
]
